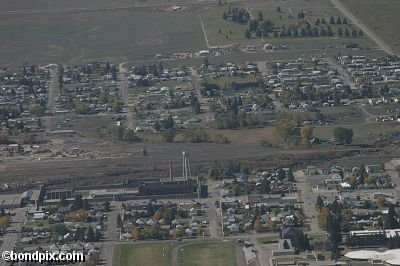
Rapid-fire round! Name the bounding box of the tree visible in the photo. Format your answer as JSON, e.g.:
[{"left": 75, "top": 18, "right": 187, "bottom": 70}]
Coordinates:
[
  {"left": 318, "top": 207, "right": 330, "bottom": 230},
  {"left": 253, "top": 218, "right": 263, "bottom": 232},
  {"left": 245, "top": 29, "right": 251, "bottom": 39},
  {"left": 161, "top": 129, "right": 175, "bottom": 142},
  {"left": 293, "top": 230, "right": 306, "bottom": 251},
  {"left": 116, "top": 214, "right": 122, "bottom": 228},
  {"left": 343, "top": 17, "right": 347, "bottom": 24},
  {"left": 316, "top": 195, "right": 324, "bottom": 210},
  {"left": 259, "top": 178, "right": 271, "bottom": 194},
  {"left": 344, "top": 27, "right": 349, "bottom": 37},
  {"left": 337, "top": 17, "right": 342, "bottom": 24},
  {"left": 283, "top": 240, "right": 290, "bottom": 249},
  {"left": 74, "top": 227, "right": 85, "bottom": 241},
  {"left": 300, "top": 124, "right": 313, "bottom": 147},
  {"left": 287, "top": 169, "right": 294, "bottom": 182},
  {"left": 131, "top": 227, "right": 141, "bottom": 240},
  {"left": 276, "top": 6, "right": 281, "bottom": 13},
  {"left": 86, "top": 226, "right": 95, "bottom": 242},
  {"left": 105, "top": 61, "right": 111, "bottom": 74},
  {"left": 330, "top": 16, "right": 335, "bottom": 24},
  {"left": 104, "top": 201, "right": 110, "bottom": 212},
  {"left": 73, "top": 195, "right": 83, "bottom": 210},
  {"left": 333, "top": 127, "right": 353, "bottom": 144},
  {"left": 222, "top": 12, "right": 228, "bottom": 20},
  {"left": 315, "top": 17, "right": 320, "bottom": 26},
  {"left": 358, "top": 29, "right": 364, "bottom": 36},
  {"left": 321, "top": 17, "right": 326, "bottom": 24},
  {"left": 258, "top": 11, "right": 264, "bottom": 21},
  {"left": 377, "top": 196, "right": 385, "bottom": 208},
  {"left": 351, "top": 29, "right": 357, "bottom": 37},
  {"left": 338, "top": 27, "right": 343, "bottom": 37}
]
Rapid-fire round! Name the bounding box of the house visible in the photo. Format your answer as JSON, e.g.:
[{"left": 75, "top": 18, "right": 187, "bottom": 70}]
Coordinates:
[
  {"left": 272, "top": 239, "right": 296, "bottom": 256},
  {"left": 281, "top": 227, "right": 298, "bottom": 241},
  {"left": 229, "top": 223, "right": 240, "bottom": 233}
]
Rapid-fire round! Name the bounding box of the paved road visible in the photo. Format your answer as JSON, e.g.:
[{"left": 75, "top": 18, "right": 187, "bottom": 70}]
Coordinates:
[
  {"left": 330, "top": 0, "right": 396, "bottom": 55},
  {"left": 0, "top": 208, "right": 27, "bottom": 266},
  {"left": 295, "top": 171, "right": 324, "bottom": 235},
  {"left": 118, "top": 64, "right": 134, "bottom": 129},
  {"left": 204, "top": 182, "right": 219, "bottom": 238},
  {"left": 100, "top": 202, "right": 121, "bottom": 265},
  {"left": 44, "top": 67, "right": 59, "bottom": 130},
  {"left": 190, "top": 67, "right": 213, "bottom": 123}
]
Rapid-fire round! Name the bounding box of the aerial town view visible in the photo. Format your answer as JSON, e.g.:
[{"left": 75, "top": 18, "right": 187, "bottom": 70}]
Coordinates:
[{"left": 1, "top": 0, "right": 400, "bottom": 265}]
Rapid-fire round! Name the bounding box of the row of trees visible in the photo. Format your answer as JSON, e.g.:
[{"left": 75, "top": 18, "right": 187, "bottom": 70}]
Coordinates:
[
  {"left": 246, "top": 26, "right": 363, "bottom": 39},
  {"left": 314, "top": 16, "right": 348, "bottom": 26},
  {"left": 222, "top": 7, "right": 250, "bottom": 24}
]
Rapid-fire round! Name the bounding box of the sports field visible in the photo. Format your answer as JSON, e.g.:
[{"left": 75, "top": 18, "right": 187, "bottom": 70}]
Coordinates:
[
  {"left": 179, "top": 242, "right": 237, "bottom": 266},
  {"left": 113, "top": 243, "right": 173, "bottom": 266}
]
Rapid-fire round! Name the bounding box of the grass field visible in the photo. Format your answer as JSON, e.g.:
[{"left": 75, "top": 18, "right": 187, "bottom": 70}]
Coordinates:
[
  {"left": 339, "top": 0, "right": 400, "bottom": 53},
  {"left": 179, "top": 242, "right": 236, "bottom": 266},
  {"left": 113, "top": 243, "right": 173, "bottom": 266},
  {"left": 313, "top": 122, "right": 400, "bottom": 145},
  {"left": 0, "top": 8, "right": 206, "bottom": 65}
]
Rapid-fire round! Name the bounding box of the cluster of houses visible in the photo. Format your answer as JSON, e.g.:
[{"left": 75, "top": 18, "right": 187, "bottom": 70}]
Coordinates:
[
  {"left": 265, "top": 56, "right": 352, "bottom": 110},
  {"left": 339, "top": 55, "right": 400, "bottom": 90},
  {"left": 197, "top": 62, "right": 259, "bottom": 80},
  {"left": 0, "top": 65, "right": 49, "bottom": 133},
  {"left": 119, "top": 199, "right": 209, "bottom": 240}
]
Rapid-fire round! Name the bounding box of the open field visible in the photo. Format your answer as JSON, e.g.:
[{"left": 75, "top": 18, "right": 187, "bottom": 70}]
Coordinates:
[
  {"left": 313, "top": 122, "right": 400, "bottom": 145},
  {"left": 0, "top": 8, "right": 206, "bottom": 65},
  {"left": 179, "top": 242, "right": 236, "bottom": 266},
  {"left": 0, "top": 0, "right": 204, "bottom": 12},
  {"left": 113, "top": 243, "right": 173, "bottom": 266},
  {"left": 339, "top": 0, "right": 400, "bottom": 53},
  {"left": 206, "top": 127, "right": 279, "bottom": 145}
]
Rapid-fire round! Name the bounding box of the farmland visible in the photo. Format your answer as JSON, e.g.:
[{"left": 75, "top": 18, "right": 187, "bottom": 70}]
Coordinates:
[
  {"left": 339, "top": 0, "right": 400, "bottom": 53},
  {"left": 113, "top": 243, "right": 173, "bottom": 266}
]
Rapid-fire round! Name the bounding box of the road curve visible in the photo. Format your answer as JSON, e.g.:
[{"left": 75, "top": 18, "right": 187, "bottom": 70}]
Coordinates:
[{"left": 330, "top": 0, "right": 396, "bottom": 55}]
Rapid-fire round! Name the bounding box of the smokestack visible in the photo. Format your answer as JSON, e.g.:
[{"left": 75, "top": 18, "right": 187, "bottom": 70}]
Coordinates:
[{"left": 169, "top": 160, "right": 173, "bottom": 181}]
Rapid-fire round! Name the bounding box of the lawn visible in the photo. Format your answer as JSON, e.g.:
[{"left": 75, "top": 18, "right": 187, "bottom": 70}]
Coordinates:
[
  {"left": 339, "top": 0, "right": 400, "bottom": 53},
  {"left": 113, "top": 243, "right": 173, "bottom": 266},
  {"left": 179, "top": 242, "right": 236, "bottom": 266},
  {"left": 0, "top": 8, "right": 206, "bottom": 65}
]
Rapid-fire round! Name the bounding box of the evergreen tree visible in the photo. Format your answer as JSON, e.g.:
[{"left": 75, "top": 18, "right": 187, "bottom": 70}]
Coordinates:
[
  {"left": 258, "top": 11, "right": 264, "bottom": 21},
  {"left": 344, "top": 28, "right": 350, "bottom": 37},
  {"left": 330, "top": 16, "right": 335, "bottom": 24},
  {"left": 337, "top": 17, "right": 342, "bottom": 24},
  {"left": 245, "top": 29, "right": 251, "bottom": 39},
  {"left": 338, "top": 27, "right": 344, "bottom": 37},
  {"left": 86, "top": 226, "right": 95, "bottom": 242}
]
